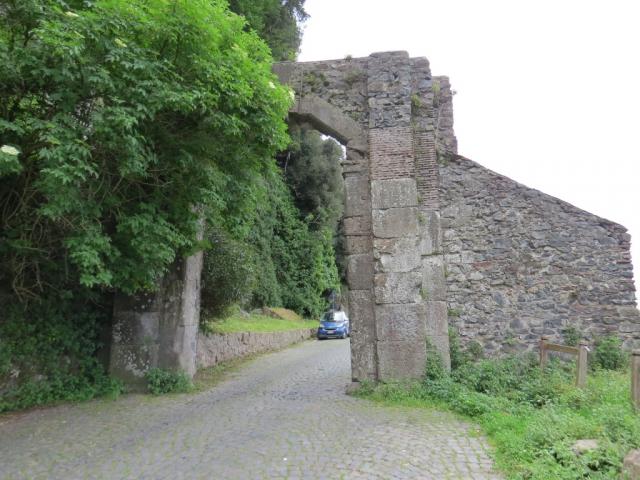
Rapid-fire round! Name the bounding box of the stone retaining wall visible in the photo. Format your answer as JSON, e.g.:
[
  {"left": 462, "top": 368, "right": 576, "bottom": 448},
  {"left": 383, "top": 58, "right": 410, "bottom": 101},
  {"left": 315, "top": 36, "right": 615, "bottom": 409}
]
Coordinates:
[{"left": 196, "top": 329, "right": 316, "bottom": 369}]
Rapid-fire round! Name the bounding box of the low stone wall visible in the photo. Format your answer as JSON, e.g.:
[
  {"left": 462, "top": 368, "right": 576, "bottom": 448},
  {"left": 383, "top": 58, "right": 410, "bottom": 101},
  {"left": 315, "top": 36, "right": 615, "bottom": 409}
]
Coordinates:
[{"left": 196, "top": 329, "right": 316, "bottom": 369}]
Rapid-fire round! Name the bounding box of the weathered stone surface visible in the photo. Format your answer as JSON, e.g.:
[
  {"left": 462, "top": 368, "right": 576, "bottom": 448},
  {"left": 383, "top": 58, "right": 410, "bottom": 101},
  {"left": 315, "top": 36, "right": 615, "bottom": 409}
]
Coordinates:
[
  {"left": 348, "top": 290, "right": 375, "bottom": 330},
  {"left": 377, "top": 340, "right": 426, "bottom": 381},
  {"left": 110, "top": 251, "right": 203, "bottom": 386},
  {"left": 420, "top": 210, "right": 443, "bottom": 255},
  {"left": 343, "top": 215, "right": 372, "bottom": 236},
  {"left": 422, "top": 256, "right": 447, "bottom": 301},
  {"left": 374, "top": 272, "right": 423, "bottom": 304},
  {"left": 273, "top": 52, "right": 460, "bottom": 381},
  {"left": 346, "top": 253, "right": 374, "bottom": 290},
  {"left": 344, "top": 235, "right": 372, "bottom": 255},
  {"left": 425, "top": 301, "right": 449, "bottom": 337},
  {"left": 375, "top": 303, "right": 427, "bottom": 342},
  {"left": 374, "top": 236, "right": 422, "bottom": 273},
  {"left": 440, "top": 154, "right": 640, "bottom": 353},
  {"left": 344, "top": 175, "right": 370, "bottom": 218},
  {"left": 372, "top": 207, "right": 419, "bottom": 238},
  {"left": 370, "top": 127, "right": 414, "bottom": 180},
  {"left": 289, "top": 94, "right": 366, "bottom": 148},
  {"left": 348, "top": 289, "right": 377, "bottom": 380},
  {"left": 196, "top": 329, "right": 314, "bottom": 369},
  {"left": 371, "top": 178, "right": 418, "bottom": 209},
  {"left": 623, "top": 449, "right": 640, "bottom": 480}
]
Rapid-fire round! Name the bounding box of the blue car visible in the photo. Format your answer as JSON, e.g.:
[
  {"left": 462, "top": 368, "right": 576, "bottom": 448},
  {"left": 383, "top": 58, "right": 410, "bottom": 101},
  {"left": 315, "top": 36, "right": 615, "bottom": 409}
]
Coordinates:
[{"left": 317, "top": 311, "right": 350, "bottom": 340}]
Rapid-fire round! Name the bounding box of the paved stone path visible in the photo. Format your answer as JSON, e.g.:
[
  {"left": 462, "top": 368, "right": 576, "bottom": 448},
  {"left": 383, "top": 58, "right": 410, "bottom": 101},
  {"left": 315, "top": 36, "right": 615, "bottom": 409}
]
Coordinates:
[{"left": 0, "top": 339, "right": 501, "bottom": 479}]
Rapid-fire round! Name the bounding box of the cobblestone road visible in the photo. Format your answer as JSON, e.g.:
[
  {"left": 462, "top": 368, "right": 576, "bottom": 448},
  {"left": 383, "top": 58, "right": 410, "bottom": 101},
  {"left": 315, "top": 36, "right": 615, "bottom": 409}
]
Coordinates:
[{"left": 0, "top": 339, "right": 501, "bottom": 479}]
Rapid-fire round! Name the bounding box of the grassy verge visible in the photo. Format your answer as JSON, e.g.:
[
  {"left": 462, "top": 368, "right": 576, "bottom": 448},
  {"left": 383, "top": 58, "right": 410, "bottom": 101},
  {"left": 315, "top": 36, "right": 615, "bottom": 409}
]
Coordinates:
[
  {"left": 201, "top": 311, "right": 317, "bottom": 334},
  {"left": 355, "top": 354, "right": 639, "bottom": 479}
]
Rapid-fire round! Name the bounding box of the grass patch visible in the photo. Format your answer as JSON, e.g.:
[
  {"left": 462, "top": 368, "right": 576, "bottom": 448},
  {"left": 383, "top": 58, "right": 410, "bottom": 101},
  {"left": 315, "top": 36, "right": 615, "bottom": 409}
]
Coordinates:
[
  {"left": 355, "top": 354, "right": 639, "bottom": 479},
  {"left": 201, "top": 311, "right": 317, "bottom": 334},
  {"left": 264, "top": 307, "right": 302, "bottom": 322}
]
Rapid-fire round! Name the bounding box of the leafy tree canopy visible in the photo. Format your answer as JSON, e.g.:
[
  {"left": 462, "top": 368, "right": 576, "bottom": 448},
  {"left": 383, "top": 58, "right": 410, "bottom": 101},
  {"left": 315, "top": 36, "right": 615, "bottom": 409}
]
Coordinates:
[
  {"left": 279, "top": 125, "right": 344, "bottom": 232},
  {"left": 0, "top": 0, "right": 292, "bottom": 298},
  {"left": 227, "top": 0, "right": 308, "bottom": 61}
]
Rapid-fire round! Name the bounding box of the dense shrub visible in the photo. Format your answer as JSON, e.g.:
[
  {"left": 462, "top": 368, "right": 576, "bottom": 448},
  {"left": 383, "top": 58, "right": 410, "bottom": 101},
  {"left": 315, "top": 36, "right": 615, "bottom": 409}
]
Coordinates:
[
  {"left": 0, "top": 294, "right": 122, "bottom": 412},
  {"left": 448, "top": 328, "right": 485, "bottom": 370},
  {"left": 145, "top": 368, "right": 192, "bottom": 395},
  {"left": 592, "top": 335, "right": 628, "bottom": 371},
  {"left": 201, "top": 232, "right": 257, "bottom": 317}
]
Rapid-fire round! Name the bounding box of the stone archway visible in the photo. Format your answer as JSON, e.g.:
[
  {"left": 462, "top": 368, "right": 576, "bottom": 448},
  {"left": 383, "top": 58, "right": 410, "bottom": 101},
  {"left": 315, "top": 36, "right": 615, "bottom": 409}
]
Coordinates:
[{"left": 274, "top": 51, "right": 453, "bottom": 381}]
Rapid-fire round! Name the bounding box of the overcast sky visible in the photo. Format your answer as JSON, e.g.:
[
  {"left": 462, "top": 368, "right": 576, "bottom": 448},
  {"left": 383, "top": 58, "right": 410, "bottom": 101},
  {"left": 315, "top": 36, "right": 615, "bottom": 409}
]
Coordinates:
[{"left": 298, "top": 0, "right": 640, "bottom": 287}]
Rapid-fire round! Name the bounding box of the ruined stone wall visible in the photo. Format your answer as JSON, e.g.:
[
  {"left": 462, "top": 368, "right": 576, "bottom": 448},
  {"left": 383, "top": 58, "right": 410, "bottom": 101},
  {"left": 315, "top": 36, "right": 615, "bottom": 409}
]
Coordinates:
[
  {"left": 275, "top": 52, "right": 453, "bottom": 381},
  {"left": 439, "top": 155, "right": 640, "bottom": 352}
]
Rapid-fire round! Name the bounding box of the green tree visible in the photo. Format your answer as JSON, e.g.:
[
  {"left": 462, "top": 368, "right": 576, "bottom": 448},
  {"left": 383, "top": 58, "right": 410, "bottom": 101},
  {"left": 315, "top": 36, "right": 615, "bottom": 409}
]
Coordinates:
[
  {"left": 227, "top": 0, "right": 308, "bottom": 61},
  {"left": 279, "top": 125, "right": 345, "bottom": 232},
  {"left": 0, "top": 0, "right": 291, "bottom": 298},
  {"left": 0, "top": 0, "right": 291, "bottom": 410}
]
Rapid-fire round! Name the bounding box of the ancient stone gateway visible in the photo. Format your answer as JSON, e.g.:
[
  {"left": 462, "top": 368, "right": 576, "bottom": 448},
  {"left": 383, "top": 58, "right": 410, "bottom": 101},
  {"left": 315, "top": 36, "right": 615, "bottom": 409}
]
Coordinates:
[
  {"left": 274, "top": 51, "right": 456, "bottom": 381},
  {"left": 109, "top": 51, "right": 640, "bottom": 387}
]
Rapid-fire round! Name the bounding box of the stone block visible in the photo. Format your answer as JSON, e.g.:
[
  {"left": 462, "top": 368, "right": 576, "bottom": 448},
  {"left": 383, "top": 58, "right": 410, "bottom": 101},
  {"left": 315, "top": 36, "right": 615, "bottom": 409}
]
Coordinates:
[
  {"left": 111, "top": 311, "right": 160, "bottom": 345},
  {"left": 346, "top": 254, "right": 374, "bottom": 290},
  {"left": 425, "top": 301, "right": 448, "bottom": 337},
  {"left": 374, "top": 271, "right": 422, "bottom": 304},
  {"left": 420, "top": 210, "right": 442, "bottom": 255},
  {"left": 344, "top": 235, "right": 372, "bottom": 255},
  {"left": 344, "top": 175, "right": 370, "bottom": 218},
  {"left": 374, "top": 236, "right": 421, "bottom": 273},
  {"left": 371, "top": 178, "right": 418, "bottom": 209},
  {"left": 348, "top": 290, "right": 376, "bottom": 331},
  {"left": 623, "top": 449, "right": 640, "bottom": 480},
  {"left": 377, "top": 340, "right": 426, "bottom": 381},
  {"left": 350, "top": 338, "right": 377, "bottom": 381},
  {"left": 375, "top": 303, "right": 426, "bottom": 342},
  {"left": 159, "top": 323, "right": 199, "bottom": 377},
  {"left": 343, "top": 215, "right": 372, "bottom": 236},
  {"left": 372, "top": 207, "right": 418, "bottom": 239},
  {"left": 109, "top": 344, "right": 159, "bottom": 390},
  {"left": 422, "top": 256, "right": 446, "bottom": 301}
]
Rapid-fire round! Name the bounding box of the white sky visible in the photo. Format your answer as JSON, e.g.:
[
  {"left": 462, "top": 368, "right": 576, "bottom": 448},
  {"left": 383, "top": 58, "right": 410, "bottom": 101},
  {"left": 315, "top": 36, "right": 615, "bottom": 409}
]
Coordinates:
[{"left": 299, "top": 0, "right": 640, "bottom": 288}]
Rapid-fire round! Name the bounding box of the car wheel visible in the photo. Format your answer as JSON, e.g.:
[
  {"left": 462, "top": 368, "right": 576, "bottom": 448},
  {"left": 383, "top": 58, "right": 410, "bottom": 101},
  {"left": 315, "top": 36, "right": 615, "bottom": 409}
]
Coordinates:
[{"left": 341, "top": 331, "right": 347, "bottom": 339}]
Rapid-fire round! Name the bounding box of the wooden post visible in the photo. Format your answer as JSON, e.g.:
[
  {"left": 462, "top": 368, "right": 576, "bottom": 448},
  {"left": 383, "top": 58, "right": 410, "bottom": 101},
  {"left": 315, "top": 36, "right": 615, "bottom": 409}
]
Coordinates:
[
  {"left": 632, "top": 350, "right": 640, "bottom": 412},
  {"left": 576, "top": 340, "right": 588, "bottom": 388},
  {"left": 540, "top": 335, "right": 549, "bottom": 370}
]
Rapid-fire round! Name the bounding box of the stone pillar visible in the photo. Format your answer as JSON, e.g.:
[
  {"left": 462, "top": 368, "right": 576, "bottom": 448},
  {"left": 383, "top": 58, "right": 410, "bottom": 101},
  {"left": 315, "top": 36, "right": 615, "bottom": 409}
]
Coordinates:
[
  {"left": 368, "top": 51, "right": 432, "bottom": 380},
  {"left": 109, "top": 251, "right": 203, "bottom": 389},
  {"left": 411, "top": 57, "right": 451, "bottom": 370},
  {"left": 344, "top": 143, "right": 377, "bottom": 381}
]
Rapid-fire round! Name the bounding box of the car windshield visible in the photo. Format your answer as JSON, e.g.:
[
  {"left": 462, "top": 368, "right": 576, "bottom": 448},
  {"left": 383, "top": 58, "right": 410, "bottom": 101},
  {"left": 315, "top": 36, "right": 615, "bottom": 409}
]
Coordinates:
[{"left": 321, "top": 312, "right": 339, "bottom": 322}]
